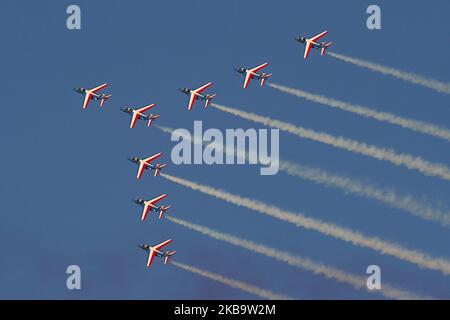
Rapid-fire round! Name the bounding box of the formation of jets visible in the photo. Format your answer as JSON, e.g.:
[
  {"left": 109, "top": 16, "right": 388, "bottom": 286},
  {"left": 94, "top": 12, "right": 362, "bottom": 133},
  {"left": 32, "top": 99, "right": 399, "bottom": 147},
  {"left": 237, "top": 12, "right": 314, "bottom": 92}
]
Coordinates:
[{"left": 75, "top": 30, "right": 332, "bottom": 269}]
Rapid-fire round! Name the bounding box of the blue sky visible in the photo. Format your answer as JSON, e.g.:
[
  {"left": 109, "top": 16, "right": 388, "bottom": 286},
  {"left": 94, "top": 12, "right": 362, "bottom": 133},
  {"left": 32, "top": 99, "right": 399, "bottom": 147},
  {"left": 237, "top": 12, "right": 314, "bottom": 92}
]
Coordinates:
[{"left": 1, "top": 0, "right": 449, "bottom": 299}]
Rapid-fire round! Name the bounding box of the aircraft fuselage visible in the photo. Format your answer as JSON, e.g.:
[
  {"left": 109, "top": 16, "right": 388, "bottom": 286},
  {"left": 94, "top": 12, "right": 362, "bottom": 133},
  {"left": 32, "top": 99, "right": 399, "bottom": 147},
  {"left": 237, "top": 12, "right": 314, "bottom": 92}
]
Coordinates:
[
  {"left": 139, "top": 244, "right": 169, "bottom": 257},
  {"left": 128, "top": 157, "right": 163, "bottom": 171},
  {"left": 74, "top": 88, "right": 109, "bottom": 100},
  {"left": 235, "top": 68, "right": 265, "bottom": 80},
  {"left": 133, "top": 198, "right": 164, "bottom": 212},
  {"left": 296, "top": 37, "right": 326, "bottom": 49},
  {"left": 180, "top": 88, "right": 210, "bottom": 101},
  {"left": 121, "top": 108, "right": 152, "bottom": 120}
]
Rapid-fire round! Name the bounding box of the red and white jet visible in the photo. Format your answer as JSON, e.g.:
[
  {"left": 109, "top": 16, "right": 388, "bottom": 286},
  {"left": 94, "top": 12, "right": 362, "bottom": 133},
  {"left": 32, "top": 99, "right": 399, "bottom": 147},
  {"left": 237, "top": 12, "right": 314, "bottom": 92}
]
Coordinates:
[
  {"left": 179, "top": 82, "right": 217, "bottom": 111},
  {"left": 128, "top": 152, "right": 166, "bottom": 179},
  {"left": 74, "top": 83, "right": 112, "bottom": 109},
  {"left": 139, "top": 239, "right": 176, "bottom": 268},
  {"left": 121, "top": 104, "right": 159, "bottom": 128},
  {"left": 235, "top": 63, "right": 272, "bottom": 89},
  {"left": 133, "top": 194, "right": 172, "bottom": 221},
  {"left": 295, "top": 31, "right": 333, "bottom": 59}
]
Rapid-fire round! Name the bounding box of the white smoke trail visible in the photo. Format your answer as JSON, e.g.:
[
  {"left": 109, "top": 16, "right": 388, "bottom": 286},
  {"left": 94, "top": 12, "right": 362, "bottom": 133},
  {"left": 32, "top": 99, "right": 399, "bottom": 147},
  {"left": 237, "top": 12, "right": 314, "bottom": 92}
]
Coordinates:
[
  {"left": 171, "top": 261, "right": 293, "bottom": 300},
  {"left": 167, "top": 216, "right": 431, "bottom": 300},
  {"left": 268, "top": 83, "right": 450, "bottom": 143},
  {"left": 161, "top": 173, "right": 450, "bottom": 276},
  {"left": 328, "top": 52, "right": 450, "bottom": 95},
  {"left": 157, "top": 124, "right": 450, "bottom": 226},
  {"left": 280, "top": 160, "right": 450, "bottom": 226},
  {"left": 210, "top": 103, "right": 450, "bottom": 181}
]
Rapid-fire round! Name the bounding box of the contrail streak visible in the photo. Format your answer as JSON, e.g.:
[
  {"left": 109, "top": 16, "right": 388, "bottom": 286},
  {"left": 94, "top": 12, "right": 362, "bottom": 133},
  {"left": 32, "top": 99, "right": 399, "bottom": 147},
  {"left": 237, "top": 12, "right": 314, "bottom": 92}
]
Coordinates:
[
  {"left": 269, "top": 83, "right": 450, "bottom": 143},
  {"left": 161, "top": 173, "right": 450, "bottom": 276},
  {"left": 167, "top": 216, "right": 431, "bottom": 300},
  {"left": 210, "top": 103, "right": 450, "bottom": 181},
  {"left": 328, "top": 52, "right": 450, "bottom": 95},
  {"left": 171, "top": 261, "right": 293, "bottom": 300},
  {"left": 157, "top": 124, "right": 450, "bottom": 226},
  {"left": 280, "top": 160, "right": 450, "bottom": 226}
]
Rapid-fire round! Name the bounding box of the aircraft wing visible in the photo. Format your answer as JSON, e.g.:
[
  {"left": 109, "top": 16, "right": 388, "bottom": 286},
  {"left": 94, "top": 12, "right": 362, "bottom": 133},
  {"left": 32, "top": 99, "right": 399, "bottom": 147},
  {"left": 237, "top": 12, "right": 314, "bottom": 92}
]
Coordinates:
[
  {"left": 188, "top": 83, "right": 212, "bottom": 110},
  {"left": 243, "top": 72, "right": 253, "bottom": 89},
  {"left": 130, "top": 112, "right": 140, "bottom": 128},
  {"left": 137, "top": 152, "right": 163, "bottom": 179},
  {"left": 303, "top": 41, "right": 313, "bottom": 59},
  {"left": 310, "top": 31, "right": 328, "bottom": 43},
  {"left": 136, "top": 104, "right": 156, "bottom": 114},
  {"left": 137, "top": 161, "right": 148, "bottom": 179},
  {"left": 83, "top": 92, "right": 93, "bottom": 109},
  {"left": 89, "top": 83, "right": 109, "bottom": 93},
  {"left": 141, "top": 194, "right": 168, "bottom": 221},
  {"left": 130, "top": 105, "right": 155, "bottom": 128},
  {"left": 143, "top": 152, "right": 163, "bottom": 164},
  {"left": 188, "top": 92, "right": 197, "bottom": 111},
  {"left": 249, "top": 63, "right": 269, "bottom": 74},
  {"left": 146, "top": 249, "right": 157, "bottom": 268},
  {"left": 243, "top": 63, "right": 268, "bottom": 88},
  {"left": 82, "top": 83, "right": 108, "bottom": 109},
  {"left": 193, "top": 82, "right": 213, "bottom": 94},
  {"left": 154, "top": 239, "right": 173, "bottom": 250}
]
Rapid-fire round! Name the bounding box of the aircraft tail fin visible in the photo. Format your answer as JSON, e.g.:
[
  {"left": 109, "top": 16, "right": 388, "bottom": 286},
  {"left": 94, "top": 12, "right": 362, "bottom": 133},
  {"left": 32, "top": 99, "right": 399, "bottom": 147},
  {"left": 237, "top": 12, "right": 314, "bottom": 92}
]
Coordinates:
[
  {"left": 158, "top": 205, "right": 172, "bottom": 219},
  {"left": 205, "top": 94, "right": 217, "bottom": 108},
  {"left": 321, "top": 42, "right": 333, "bottom": 56},
  {"left": 153, "top": 164, "right": 166, "bottom": 176},
  {"left": 100, "top": 94, "right": 112, "bottom": 108},
  {"left": 260, "top": 73, "right": 273, "bottom": 86},
  {"left": 148, "top": 115, "right": 160, "bottom": 127},
  {"left": 164, "top": 251, "right": 177, "bottom": 264}
]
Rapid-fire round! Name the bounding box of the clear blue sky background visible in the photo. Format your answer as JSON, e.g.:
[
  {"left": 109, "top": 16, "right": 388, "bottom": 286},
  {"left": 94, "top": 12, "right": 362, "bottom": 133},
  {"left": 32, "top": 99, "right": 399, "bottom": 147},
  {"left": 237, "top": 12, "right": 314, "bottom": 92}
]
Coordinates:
[{"left": 0, "top": 0, "right": 449, "bottom": 299}]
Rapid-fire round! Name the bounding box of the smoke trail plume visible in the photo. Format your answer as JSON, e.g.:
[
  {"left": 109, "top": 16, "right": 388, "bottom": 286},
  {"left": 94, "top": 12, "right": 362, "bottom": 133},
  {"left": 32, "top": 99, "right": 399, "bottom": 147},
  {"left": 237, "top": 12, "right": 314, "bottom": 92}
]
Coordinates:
[
  {"left": 162, "top": 173, "right": 450, "bottom": 276},
  {"left": 168, "top": 216, "right": 431, "bottom": 300},
  {"left": 328, "top": 52, "right": 450, "bottom": 95},
  {"left": 171, "top": 261, "right": 293, "bottom": 300},
  {"left": 280, "top": 160, "right": 450, "bottom": 226},
  {"left": 210, "top": 103, "right": 450, "bottom": 181},
  {"left": 268, "top": 83, "right": 450, "bottom": 143},
  {"left": 157, "top": 124, "right": 450, "bottom": 226}
]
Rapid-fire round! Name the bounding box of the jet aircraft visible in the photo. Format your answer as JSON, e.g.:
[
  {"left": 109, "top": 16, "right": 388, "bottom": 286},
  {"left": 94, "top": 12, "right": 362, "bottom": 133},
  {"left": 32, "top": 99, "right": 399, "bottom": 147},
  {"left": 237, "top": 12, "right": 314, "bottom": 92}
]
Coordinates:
[
  {"left": 295, "top": 31, "right": 333, "bottom": 59},
  {"left": 128, "top": 152, "right": 166, "bottom": 179},
  {"left": 74, "top": 83, "right": 112, "bottom": 109},
  {"left": 179, "top": 82, "right": 217, "bottom": 111},
  {"left": 139, "top": 239, "right": 176, "bottom": 268},
  {"left": 235, "top": 62, "right": 272, "bottom": 89},
  {"left": 133, "top": 194, "right": 172, "bottom": 221},
  {"left": 121, "top": 104, "right": 159, "bottom": 128}
]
